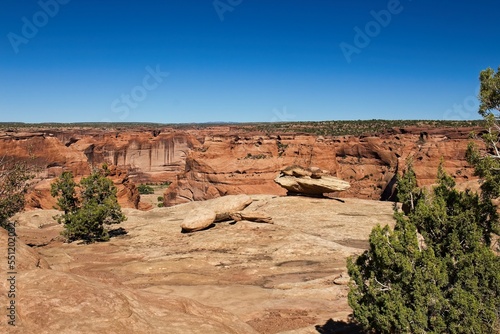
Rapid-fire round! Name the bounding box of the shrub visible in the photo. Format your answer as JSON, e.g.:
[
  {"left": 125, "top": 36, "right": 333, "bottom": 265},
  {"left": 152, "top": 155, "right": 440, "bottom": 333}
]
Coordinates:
[
  {"left": 137, "top": 184, "right": 154, "bottom": 194},
  {"left": 51, "top": 166, "right": 126, "bottom": 243},
  {"left": 348, "top": 163, "right": 500, "bottom": 333},
  {"left": 0, "top": 161, "right": 34, "bottom": 229}
]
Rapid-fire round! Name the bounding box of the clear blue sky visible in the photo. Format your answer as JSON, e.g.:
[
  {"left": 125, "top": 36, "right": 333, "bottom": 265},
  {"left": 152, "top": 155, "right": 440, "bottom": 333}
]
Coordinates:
[{"left": 1, "top": 0, "right": 499, "bottom": 123}]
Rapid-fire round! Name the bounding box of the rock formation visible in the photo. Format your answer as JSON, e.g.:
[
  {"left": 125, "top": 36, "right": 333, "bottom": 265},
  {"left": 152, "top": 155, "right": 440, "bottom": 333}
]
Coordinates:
[
  {"left": 274, "top": 166, "right": 350, "bottom": 196},
  {"left": 180, "top": 207, "right": 218, "bottom": 233},
  {"left": 0, "top": 125, "right": 484, "bottom": 210},
  {"left": 180, "top": 195, "right": 253, "bottom": 232},
  {"left": 229, "top": 211, "right": 273, "bottom": 224},
  {"left": 161, "top": 127, "right": 482, "bottom": 206}
]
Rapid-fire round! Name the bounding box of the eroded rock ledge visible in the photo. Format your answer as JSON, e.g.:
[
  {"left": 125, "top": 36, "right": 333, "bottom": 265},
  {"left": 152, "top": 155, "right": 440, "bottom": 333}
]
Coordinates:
[
  {"left": 0, "top": 125, "right": 482, "bottom": 209},
  {"left": 274, "top": 166, "right": 350, "bottom": 197}
]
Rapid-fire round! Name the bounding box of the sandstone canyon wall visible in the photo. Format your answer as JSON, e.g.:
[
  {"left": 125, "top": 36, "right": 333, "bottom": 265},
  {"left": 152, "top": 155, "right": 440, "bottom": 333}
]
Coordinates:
[
  {"left": 163, "top": 126, "right": 481, "bottom": 205},
  {"left": 0, "top": 125, "right": 482, "bottom": 209}
]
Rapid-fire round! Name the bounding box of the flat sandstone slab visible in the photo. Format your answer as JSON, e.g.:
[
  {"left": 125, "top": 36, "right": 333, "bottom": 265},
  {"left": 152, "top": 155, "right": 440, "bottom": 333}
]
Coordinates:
[{"left": 16, "top": 196, "right": 395, "bottom": 333}]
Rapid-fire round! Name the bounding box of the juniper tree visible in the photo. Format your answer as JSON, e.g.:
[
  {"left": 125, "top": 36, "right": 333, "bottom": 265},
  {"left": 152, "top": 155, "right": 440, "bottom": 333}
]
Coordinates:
[
  {"left": 348, "top": 164, "right": 500, "bottom": 333},
  {"left": 51, "top": 166, "right": 126, "bottom": 243},
  {"left": 396, "top": 159, "right": 420, "bottom": 213},
  {"left": 0, "top": 160, "right": 34, "bottom": 229},
  {"left": 467, "top": 66, "right": 500, "bottom": 203}
]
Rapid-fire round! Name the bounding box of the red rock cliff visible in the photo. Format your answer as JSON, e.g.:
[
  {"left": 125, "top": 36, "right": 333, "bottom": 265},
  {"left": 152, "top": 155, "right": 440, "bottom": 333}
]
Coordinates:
[
  {"left": 163, "top": 126, "right": 481, "bottom": 205},
  {"left": 0, "top": 125, "right": 482, "bottom": 209}
]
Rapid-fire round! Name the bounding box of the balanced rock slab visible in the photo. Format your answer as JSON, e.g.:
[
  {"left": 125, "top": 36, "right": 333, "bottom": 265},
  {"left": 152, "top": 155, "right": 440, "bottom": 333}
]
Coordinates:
[{"left": 275, "top": 166, "right": 350, "bottom": 196}]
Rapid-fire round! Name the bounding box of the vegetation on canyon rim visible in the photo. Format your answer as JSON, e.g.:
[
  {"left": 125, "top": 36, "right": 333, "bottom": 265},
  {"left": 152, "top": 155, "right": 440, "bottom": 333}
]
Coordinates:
[
  {"left": 50, "top": 165, "right": 126, "bottom": 243},
  {"left": 348, "top": 67, "right": 500, "bottom": 333},
  {"left": 0, "top": 119, "right": 484, "bottom": 137},
  {"left": 0, "top": 160, "right": 34, "bottom": 230}
]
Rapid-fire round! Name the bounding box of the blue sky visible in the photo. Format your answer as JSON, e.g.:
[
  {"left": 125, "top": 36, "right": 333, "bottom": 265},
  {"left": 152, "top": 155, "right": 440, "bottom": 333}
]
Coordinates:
[{"left": 0, "top": 0, "right": 499, "bottom": 123}]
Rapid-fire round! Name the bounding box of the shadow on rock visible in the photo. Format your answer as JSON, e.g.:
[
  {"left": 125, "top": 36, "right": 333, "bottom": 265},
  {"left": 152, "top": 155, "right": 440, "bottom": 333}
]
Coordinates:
[
  {"left": 181, "top": 223, "right": 216, "bottom": 234},
  {"left": 109, "top": 227, "right": 128, "bottom": 238},
  {"left": 315, "top": 318, "right": 365, "bottom": 334}
]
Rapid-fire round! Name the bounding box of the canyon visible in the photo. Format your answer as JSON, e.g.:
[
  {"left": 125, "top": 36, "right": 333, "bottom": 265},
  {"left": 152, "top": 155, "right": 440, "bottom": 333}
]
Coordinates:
[
  {"left": 0, "top": 122, "right": 490, "bottom": 333},
  {"left": 0, "top": 123, "right": 483, "bottom": 209}
]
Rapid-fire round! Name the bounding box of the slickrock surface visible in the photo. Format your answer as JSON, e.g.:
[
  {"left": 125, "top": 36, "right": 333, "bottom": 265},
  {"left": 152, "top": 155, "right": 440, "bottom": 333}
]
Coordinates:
[
  {"left": 7, "top": 270, "right": 259, "bottom": 334},
  {"left": 8, "top": 195, "right": 396, "bottom": 333}
]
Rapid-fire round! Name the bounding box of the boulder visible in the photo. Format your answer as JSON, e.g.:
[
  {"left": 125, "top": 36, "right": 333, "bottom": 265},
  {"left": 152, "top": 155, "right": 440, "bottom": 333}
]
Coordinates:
[
  {"left": 275, "top": 166, "right": 350, "bottom": 196},
  {"left": 180, "top": 208, "right": 217, "bottom": 233},
  {"left": 230, "top": 211, "right": 273, "bottom": 224},
  {"left": 210, "top": 195, "right": 253, "bottom": 221},
  {"left": 180, "top": 195, "right": 253, "bottom": 232}
]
